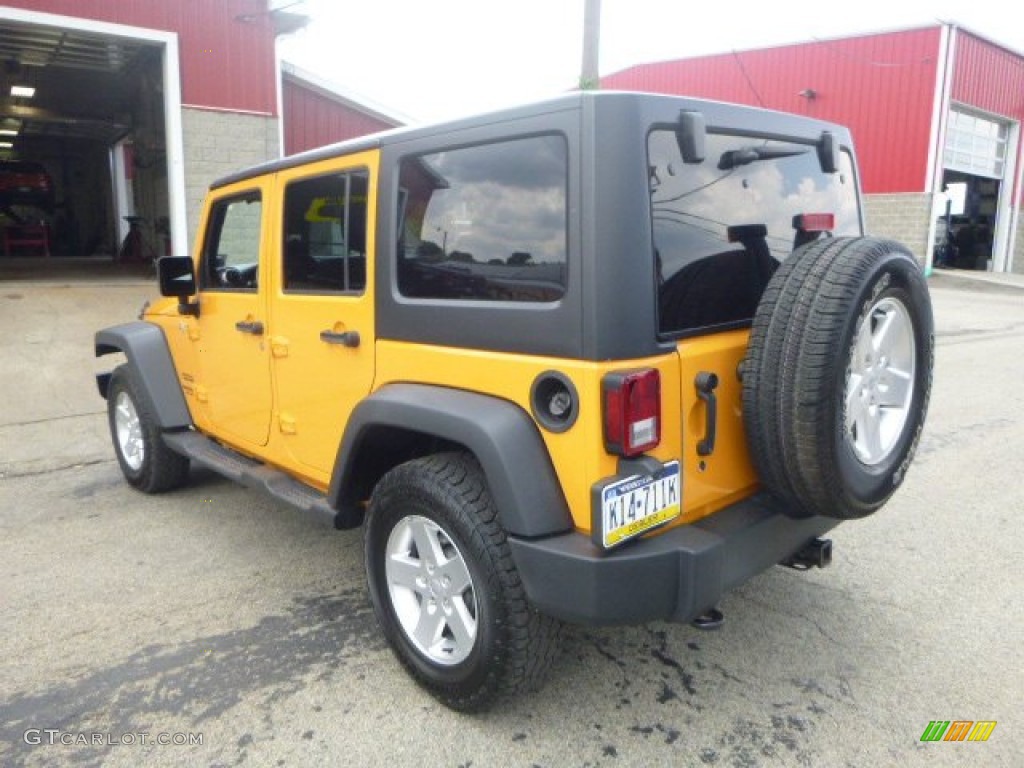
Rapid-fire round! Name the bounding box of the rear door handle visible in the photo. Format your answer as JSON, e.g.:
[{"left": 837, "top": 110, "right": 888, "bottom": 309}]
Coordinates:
[
  {"left": 695, "top": 371, "right": 719, "bottom": 456},
  {"left": 235, "top": 320, "right": 264, "bottom": 335},
  {"left": 319, "top": 329, "right": 360, "bottom": 348}
]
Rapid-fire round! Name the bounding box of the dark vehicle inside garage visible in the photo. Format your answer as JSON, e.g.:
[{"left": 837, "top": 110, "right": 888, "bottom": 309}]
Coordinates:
[
  {"left": 0, "top": 158, "right": 54, "bottom": 209},
  {"left": 0, "top": 18, "right": 168, "bottom": 268}
]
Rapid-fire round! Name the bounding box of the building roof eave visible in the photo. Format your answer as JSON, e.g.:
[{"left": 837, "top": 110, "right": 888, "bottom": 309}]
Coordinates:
[{"left": 280, "top": 60, "right": 411, "bottom": 126}]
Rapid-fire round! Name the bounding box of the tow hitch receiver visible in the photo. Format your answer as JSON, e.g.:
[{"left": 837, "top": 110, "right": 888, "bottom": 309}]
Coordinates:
[{"left": 781, "top": 538, "right": 833, "bottom": 571}]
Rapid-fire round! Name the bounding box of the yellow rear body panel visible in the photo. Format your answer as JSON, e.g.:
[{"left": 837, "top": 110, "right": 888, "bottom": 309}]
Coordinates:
[
  {"left": 673, "top": 329, "right": 759, "bottom": 520},
  {"left": 374, "top": 329, "right": 758, "bottom": 533}
]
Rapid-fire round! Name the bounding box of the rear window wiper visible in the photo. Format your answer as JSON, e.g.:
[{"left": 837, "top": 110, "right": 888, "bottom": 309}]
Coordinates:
[{"left": 718, "top": 146, "right": 809, "bottom": 170}]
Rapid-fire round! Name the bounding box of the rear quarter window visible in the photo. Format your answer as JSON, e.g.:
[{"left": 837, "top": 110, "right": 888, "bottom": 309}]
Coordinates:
[
  {"left": 649, "top": 130, "right": 860, "bottom": 337},
  {"left": 396, "top": 134, "right": 568, "bottom": 303}
]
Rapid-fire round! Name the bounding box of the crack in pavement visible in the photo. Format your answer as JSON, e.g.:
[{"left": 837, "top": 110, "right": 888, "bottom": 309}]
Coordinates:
[
  {"left": 0, "top": 411, "right": 106, "bottom": 429},
  {"left": 0, "top": 458, "right": 113, "bottom": 480}
]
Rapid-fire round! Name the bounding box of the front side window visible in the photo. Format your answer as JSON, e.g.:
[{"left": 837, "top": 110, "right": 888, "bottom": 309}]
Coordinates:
[
  {"left": 283, "top": 171, "right": 369, "bottom": 293},
  {"left": 397, "top": 135, "right": 568, "bottom": 302},
  {"left": 201, "top": 192, "right": 262, "bottom": 291},
  {"left": 649, "top": 130, "right": 860, "bottom": 336}
]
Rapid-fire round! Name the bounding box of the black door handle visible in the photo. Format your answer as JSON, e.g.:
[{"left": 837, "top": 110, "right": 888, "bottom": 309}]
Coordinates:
[
  {"left": 695, "top": 371, "right": 719, "bottom": 457},
  {"left": 235, "top": 320, "right": 264, "bottom": 335},
  {"left": 319, "top": 329, "right": 360, "bottom": 348}
]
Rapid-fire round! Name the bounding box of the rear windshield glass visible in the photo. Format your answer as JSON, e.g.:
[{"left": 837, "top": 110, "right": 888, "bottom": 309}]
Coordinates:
[
  {"left": 649, "top": 130, "right": 860, "bottom": 337},
  {"left": 397, "top": 134, "right": 568, "bottom": 303}
]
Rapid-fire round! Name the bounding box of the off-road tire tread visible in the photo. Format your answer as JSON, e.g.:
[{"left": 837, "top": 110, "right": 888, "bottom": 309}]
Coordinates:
[
  {"left": 744, "top": 239, "right": 847, "bottom": 515},
  {"left": 107, "top": 364, "right": 190, "bottom": 493},
  {"left": 366, "top": 452, "right": 562, "bottom": 712},
  {"left": 743, "top": 236, "right": 932, "bottom": 519}
]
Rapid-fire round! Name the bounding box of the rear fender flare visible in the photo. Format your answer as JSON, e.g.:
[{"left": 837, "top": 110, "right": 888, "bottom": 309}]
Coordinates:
[{"left": 329, "top": 384, "right": 573, "bottom": 538}]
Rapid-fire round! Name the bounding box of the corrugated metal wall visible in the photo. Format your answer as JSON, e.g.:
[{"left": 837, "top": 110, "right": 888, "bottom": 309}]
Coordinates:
[
  {"left": 603, "top": 28, "right": 943, "bottom": 194},
  {"left": 2, "top": 0, "right": 277, "bottom": 114},
  {"left": 282, "top": 77, "right": 398, "bottom": 155},
  {"left": 953, "top": 32, "right": 1024, "bottom": 120},
  {"left": 953, "top": 31, "right": 1024, "bottom": 206}
]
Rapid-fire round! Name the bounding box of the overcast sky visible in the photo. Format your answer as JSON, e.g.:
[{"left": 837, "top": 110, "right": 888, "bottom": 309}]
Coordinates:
[{"left": 278, "top": 0, "right": 1024, "bottom": 124}]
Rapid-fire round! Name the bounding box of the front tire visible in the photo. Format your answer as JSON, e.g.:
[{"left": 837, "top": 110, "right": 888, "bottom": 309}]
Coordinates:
[
  {"left": 107, "top": 365, "right": 190, "bottom": 493},
  {"left": 364, "top": 452, "right": 561, "bottom": 711}
]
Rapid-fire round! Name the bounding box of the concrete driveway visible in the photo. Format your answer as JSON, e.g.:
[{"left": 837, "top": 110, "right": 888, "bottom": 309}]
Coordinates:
[{"left": 1, "top": 266, "right": 1021, "bottom": 767}]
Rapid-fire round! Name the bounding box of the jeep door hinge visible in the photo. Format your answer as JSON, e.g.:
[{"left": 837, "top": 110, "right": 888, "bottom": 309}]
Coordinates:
[
  {"left": 270, "top": 336, "right": 290, "bottom": 358},
  {"left": 278, "top": 413, "right": 297, "bottom": 435}
]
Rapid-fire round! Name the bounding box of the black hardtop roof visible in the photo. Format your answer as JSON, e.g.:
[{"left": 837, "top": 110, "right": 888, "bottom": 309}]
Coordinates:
[
  {"left": 210, "top": 90, "right": 852, "bottom": 190},
  {"left": 211, "top": 92, "right": 585, "bottom": 190}
]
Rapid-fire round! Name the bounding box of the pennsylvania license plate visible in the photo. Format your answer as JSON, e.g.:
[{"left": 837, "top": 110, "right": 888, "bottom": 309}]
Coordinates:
[{"left": 599, "top": 461, "right": 681, "bottom": 548}]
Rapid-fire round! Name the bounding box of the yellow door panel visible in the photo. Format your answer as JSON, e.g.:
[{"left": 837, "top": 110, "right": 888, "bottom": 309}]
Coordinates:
[
  {"left": 268, "top": 151, "right": 379, "bottom": 479},
  {"left": 194, "top": 292, "right": 272, "bottom": 445},
  {"left": 192, "top": 181, "right": 273, "bottom": 448}
]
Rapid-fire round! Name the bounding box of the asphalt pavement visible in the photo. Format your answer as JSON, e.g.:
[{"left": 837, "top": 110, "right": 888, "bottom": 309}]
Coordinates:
[{"left": 0, "top": 265, "right": 1021, "bottom": 767}]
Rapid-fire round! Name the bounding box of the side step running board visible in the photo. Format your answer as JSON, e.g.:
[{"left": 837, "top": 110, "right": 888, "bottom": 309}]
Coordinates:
[{"left": 162, "top": 430, "right": 342, "bottom": 528}]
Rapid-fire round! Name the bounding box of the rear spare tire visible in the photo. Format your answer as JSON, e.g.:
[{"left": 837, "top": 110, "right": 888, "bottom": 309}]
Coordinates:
[{"left": 742, "top": 237, "right": 933, "bottom": 519}]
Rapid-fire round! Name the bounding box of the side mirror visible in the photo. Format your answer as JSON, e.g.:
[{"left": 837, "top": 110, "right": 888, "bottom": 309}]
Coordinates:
[
  {"left": 676, "top": 111, "right": 706, "bottom": 164},
  {"left": 157, "top": 256, "right": 199, "bottom": 316},
  {"left": 818, "top": 131, "right": 840, "bottom": 174}
]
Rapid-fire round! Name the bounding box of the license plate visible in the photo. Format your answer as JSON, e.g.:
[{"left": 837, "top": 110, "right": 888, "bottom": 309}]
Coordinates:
[{"left": 598, "top": 461, "right": 681, "bottom": 548}]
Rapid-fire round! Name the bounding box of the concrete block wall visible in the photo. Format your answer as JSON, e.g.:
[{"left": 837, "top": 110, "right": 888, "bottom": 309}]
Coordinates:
[
  {"left": 180, "top": 108, "right": 280, "bottom": 249},
  {"left": 861, "top": 193, "right": 933, "bottom": 267}
]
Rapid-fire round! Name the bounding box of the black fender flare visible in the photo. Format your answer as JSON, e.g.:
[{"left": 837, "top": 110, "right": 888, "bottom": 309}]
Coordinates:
[
  {"left": 328, "top": 384, "right": 573, "bottom": 538},
  {"left": 95, "top": 322, "right": 192, "bottom": 429}
]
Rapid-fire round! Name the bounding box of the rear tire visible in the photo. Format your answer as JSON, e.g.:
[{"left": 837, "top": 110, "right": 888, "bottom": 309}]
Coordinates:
[
  {"left": 107, "top": 365, "right": 190, "bottom": 493},
  {"left": 743, "top": 237, "right": 933, "bottom": 519},
  {"left": 364, "top": 452, "right": 561, "bottom": 712}
]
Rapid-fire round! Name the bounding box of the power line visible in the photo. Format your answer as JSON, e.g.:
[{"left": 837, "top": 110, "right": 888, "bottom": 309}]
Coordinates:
[{"left": 731, "top": 50, "right": 767, "bottom": 107}]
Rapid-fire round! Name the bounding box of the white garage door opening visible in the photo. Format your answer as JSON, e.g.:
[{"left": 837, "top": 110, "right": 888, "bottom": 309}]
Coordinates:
[{"left": 0, "top": 7, "right": 186, "bottom": 268}]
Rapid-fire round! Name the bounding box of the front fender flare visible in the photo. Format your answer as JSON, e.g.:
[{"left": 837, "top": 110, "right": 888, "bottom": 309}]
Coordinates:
[
  {"left": 95, "top": 322, "right": 192, "bottom": 429},
  {"left": 329, "top": 384, "right": 573, "bottom": 538}
]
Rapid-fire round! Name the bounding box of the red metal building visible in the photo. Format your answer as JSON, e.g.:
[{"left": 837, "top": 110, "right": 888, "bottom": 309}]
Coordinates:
[
  {"left": 604, "top": 24, "right": 1024, "bottom": 274},
  {"left": 1, "top": 0, "right": 279, "bottom": 113},
  {"left": 0, "top": 1, "right": 400, "bottom": 265},
  {"left": 281, "top": 63, "right": 402, "bottom": 156}
]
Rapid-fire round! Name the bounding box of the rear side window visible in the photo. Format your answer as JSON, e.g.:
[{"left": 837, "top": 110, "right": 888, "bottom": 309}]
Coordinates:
[
  {"left": 648, "top": 130, "right": 860, "bottom": 336},
  {"left": 201, "top": 192, "right": 262, "bottom": 291},
  {"left": 396, "top": 135, "right": 568, "bottom": 302},
  {"left": 282, "top": 171, "right": 369, "bottom": 294}
]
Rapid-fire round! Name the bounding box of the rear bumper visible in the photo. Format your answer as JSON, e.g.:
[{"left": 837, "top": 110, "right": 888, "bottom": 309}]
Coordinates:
[{"left": 508, "top": 493, "right": 839, "bottom": 626}]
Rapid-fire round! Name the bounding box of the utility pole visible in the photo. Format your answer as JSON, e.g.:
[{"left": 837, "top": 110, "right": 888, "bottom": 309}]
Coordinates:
[{"left": 581, "top": 0, "right": 601, "bottom": 90}]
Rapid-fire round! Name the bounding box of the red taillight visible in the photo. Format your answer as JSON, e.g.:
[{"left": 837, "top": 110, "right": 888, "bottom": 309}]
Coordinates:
[
  {"left": 793, "top": 213, "right": 835, "bottom": 232},
  {"left": 603, "top": 368, "right": 661, "bottom": 457}
]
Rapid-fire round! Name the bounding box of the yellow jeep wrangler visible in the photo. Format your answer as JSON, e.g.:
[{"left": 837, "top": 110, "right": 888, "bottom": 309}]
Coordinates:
[{"left": 96, "top": 92, "right": 933, "bottom": 711}]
